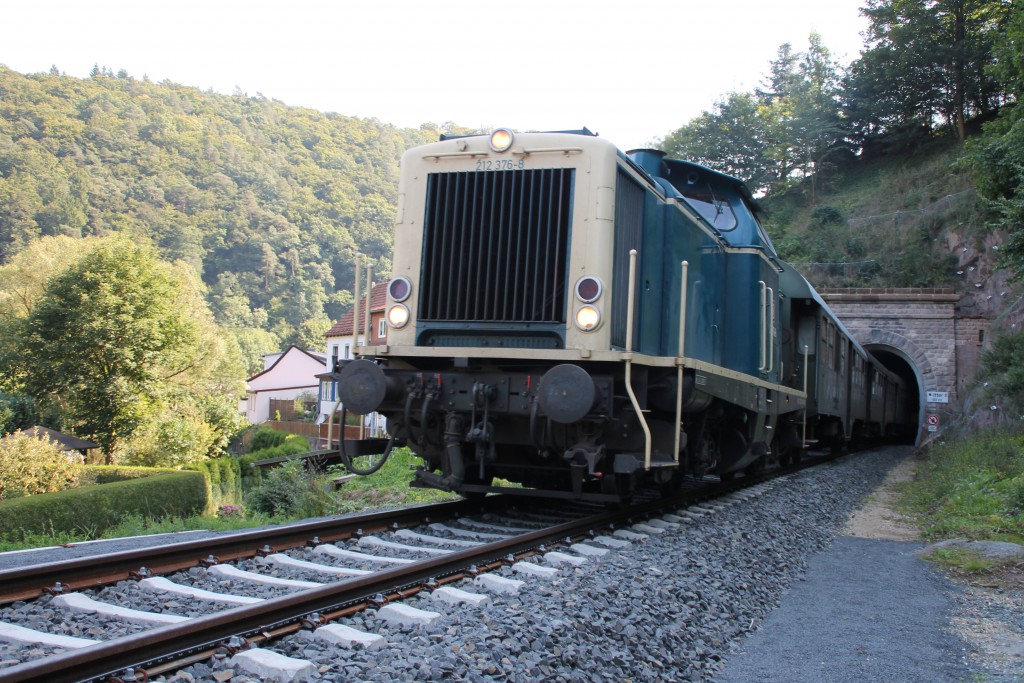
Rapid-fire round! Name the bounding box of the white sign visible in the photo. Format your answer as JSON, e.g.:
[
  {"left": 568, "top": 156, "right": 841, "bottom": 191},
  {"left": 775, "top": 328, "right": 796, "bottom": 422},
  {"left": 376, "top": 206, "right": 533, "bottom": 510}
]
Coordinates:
[
  {"left": 926, "top": 391, "right": 949, "bottom": 404},
  {"left": 927, "top": 425, "right": 938, "bottom": 432}
]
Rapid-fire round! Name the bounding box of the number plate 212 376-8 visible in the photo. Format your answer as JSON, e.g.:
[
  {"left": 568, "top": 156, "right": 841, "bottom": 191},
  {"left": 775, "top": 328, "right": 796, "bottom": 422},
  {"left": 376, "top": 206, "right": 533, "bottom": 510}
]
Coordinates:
[{"left": 475, "top": 159, "right": 525, "bottom": 171}]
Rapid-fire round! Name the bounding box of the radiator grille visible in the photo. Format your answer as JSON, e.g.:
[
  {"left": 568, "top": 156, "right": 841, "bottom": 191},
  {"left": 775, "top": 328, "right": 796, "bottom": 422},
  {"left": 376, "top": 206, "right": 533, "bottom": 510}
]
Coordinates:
[{"left": 419, "top": 169, "right": 574, "bottom": 324}]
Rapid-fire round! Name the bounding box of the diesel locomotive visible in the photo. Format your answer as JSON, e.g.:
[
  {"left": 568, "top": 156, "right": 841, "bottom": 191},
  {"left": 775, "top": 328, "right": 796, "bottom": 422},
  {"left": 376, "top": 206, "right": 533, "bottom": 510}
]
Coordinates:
[{"left": 331, "top": 128, "right": 914, "bottom": 501}]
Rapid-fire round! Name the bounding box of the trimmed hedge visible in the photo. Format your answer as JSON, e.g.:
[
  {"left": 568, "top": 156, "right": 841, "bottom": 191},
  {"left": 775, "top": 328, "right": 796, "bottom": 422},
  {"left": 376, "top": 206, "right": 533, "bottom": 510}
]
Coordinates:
[
  {"left": 80, "top": 465, "right": 180, "bottom": 486},
  {"left": 0, "top": 472, "right": 207, "bottom": 538},
  {"left": 190, "top": 457, "right": 243, "bottom": 514}
]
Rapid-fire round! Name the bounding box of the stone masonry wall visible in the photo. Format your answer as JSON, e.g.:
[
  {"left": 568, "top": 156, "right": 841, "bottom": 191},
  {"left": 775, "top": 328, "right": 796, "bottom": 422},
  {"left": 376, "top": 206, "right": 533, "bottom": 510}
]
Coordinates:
[{"left": 820, "top": 288, "right": 962, "bottom": 439}]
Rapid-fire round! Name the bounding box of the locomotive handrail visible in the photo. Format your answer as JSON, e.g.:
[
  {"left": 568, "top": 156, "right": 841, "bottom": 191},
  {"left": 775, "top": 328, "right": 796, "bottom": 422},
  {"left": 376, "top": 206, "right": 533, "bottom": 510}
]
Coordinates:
[
  {"left": 802, "top": 344, "right": 810, "bottom": 447},
  {"left": 673, "top": 260, "right": 689, "bottom": 464},
  {"left": 623, "top": 249, "right": 653, "bottom": 470},
  {"left": 514, "top": 146, "right": 584, "bottom": 157},
  {"left": 352, "top": 252, "right": 362, "bottom": 360},
  {"left": 770, "top": 288, "right": 774, "bottom": 373},
  {"left": 421, "top": 150, "right": 491, "bottom": 160},
  {"left": 759, "top": 281, "right": 767, "bottom": 372}
]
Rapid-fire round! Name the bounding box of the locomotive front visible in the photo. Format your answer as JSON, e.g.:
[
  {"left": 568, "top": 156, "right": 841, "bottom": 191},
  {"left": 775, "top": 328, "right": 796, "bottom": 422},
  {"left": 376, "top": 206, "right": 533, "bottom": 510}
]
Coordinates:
[{"left": 337, "top": 129, "right": 656, "bottom": 499}]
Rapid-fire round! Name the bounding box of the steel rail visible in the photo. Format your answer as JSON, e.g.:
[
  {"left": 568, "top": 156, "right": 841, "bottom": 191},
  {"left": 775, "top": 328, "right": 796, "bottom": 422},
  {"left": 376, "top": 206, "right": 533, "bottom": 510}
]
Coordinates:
[
  {"left": 0, "top": 497, "right": 494, "bottom": 605},
  {"left": 0, "top": 464, "right": 814, "bottom": 683}
]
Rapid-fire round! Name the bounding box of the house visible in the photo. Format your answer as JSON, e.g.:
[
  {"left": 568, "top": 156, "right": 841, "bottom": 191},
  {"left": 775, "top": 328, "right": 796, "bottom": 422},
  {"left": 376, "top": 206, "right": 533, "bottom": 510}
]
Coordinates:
[
  {"left": 5, "top": 426, "right": 99, "bottom": 459},
  {"left": 318, "top": 282, "right": 388, "bottom": 438},
  {"left": 244, "top": 345, "right": 327, "bottom": 424},
  {"left": 323, "top": 282, "right": 389, "bottom": 368}
]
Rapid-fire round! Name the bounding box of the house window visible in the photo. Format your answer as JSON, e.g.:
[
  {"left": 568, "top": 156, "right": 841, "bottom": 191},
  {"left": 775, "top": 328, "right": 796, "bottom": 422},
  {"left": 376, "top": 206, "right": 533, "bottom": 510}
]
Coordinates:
[
  {"left": 343, "top": 343, "right": 351, "bottom": 359},
  {"left": 378, "top": 318, "right": 387, "bottom": 339}
]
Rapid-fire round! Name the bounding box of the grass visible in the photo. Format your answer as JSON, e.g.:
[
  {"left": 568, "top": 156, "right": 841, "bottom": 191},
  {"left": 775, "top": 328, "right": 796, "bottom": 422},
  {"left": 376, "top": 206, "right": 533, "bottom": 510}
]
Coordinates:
[
  {"left": 924, "top": 546, "right": 997, "bottom": 573},
  {"left": 900, "top": 428, "right": 1024, "bottom": 575},
  {"left": 0, "top": 447, "right": 457, "bottom": 553}
]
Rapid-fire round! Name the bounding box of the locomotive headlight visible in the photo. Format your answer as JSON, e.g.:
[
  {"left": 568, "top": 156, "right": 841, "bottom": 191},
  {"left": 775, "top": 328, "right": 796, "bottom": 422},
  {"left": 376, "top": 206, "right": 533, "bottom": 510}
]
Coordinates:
[
  {"left": 489, "top": 128, "right": 514, "bottom": 152},
  {"left": 387, "top": 304, "right": 410, "bottom": 329},
  {"left": 574, "top": 305, "right": 601, "bottom": 331},
  {"left": 575, "top": 276, "right": 603, "bottom": 303},
  {"left": 388, "top": 276, "right": 412, "bottom": 303}
]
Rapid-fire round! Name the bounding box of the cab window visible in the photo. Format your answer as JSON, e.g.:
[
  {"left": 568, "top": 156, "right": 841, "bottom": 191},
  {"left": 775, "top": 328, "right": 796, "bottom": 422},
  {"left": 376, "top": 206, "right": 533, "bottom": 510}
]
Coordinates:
[{"left": 677, "top": 181, "right": 738, "bottom": 232}]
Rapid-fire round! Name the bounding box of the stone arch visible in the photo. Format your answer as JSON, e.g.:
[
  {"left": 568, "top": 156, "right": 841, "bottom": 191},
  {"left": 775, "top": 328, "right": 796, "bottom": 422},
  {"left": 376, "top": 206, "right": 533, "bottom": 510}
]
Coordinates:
[{"left": 861, "top": 329, "right": 932, "bottom": 445}]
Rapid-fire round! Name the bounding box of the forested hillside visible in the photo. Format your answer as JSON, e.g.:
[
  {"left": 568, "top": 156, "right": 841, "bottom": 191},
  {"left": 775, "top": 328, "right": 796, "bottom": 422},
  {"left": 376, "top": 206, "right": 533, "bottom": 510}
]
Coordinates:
[{"left": 0, "top": 65, "right": 451, "bottom": 351}]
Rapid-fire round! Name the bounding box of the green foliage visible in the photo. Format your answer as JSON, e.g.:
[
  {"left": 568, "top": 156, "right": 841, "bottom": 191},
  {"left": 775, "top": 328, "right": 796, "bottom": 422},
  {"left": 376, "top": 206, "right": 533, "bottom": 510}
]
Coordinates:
[
  {"left": 79, "top": 465, "right": 179, "bottom": 485},
  {"left": 962, "top": 6, "right": 1024, "bottom": 280},
  {"left": 849, "top": 0, "right": 1008, "bottom": 142},
  {"left": 246, "top": 434, "right": 311, "bottom": 461},
  {"left": 329, "top": 447, "right": 458, "bottom": 512},
  {"left": 248, "top": 426, "right": 290, "bottom": 452},
  {"left": 12, "top": 237, "right": 200, "bottom": 457},
  {"left": 0, "top": 392, "right": 38, "bottom": 434},
  {"left": 978, "top": 331, "right": 1024, "bottom": 415},
  {"left": 0, "top": 471, "right": 206, "bottom": 538},
  {"left": 662, "top": 35, "right": 850, "bottom": 195},
  {"left": 243, "top": 459, "right": 326, "bottom": 517},
  {"left": 191, "top": 456, "right": 243, "bottom": 513},
  {"left": 0, "top": 66, "right": 440, "bottom": 344},
  {"left": 901, "top": 429, "right": 1024, "bottom": 543},
  {"left": 766, "top": 139, "right": 967, "bottom": 287},
  {"left": 0, "top": 429, "right": 82, "bottom": 499},
  {"left": 924, "top": 546, "right": 997, "bottom": 572},
  {"left": 1, "top": 235, "right": 246, "bottom": 466},
  {"left": 0, "top": 447, "right": 455, "bottom": 550}
]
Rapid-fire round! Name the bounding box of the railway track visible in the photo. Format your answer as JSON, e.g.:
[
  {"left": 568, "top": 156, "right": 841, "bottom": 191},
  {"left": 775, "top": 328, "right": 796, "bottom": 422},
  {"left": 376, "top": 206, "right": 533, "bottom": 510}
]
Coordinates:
[{"left": 0, "top": 454, "right": 840, "bottom": 683}]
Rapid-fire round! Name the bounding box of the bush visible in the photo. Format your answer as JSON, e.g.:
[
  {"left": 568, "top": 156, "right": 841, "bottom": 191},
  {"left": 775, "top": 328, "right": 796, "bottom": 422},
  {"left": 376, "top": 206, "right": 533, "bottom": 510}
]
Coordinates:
[
  {"left": 0, "top": 429, "right": 82, "bottom": 500},
  {"left": 0, "top": 471, "right": 206, "bottom": 538},
  {"left": 244, "top": 460, "right": 329, "bottom": 518},
  {"left": 249, "top": 427, "right": 289, "bottom": 452}
]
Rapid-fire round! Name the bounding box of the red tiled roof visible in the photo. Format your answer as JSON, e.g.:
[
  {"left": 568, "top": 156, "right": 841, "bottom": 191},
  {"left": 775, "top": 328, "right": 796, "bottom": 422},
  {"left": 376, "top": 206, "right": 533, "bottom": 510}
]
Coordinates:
[{"left": 325, "top": 282, "right": 388, "bottom": 337}]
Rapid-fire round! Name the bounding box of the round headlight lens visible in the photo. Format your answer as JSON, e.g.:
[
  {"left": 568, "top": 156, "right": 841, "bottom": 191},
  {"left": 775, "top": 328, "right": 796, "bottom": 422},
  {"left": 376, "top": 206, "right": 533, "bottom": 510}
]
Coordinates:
[
  {"left": 575, "top": 305, "right": 601, "bottom": 331},
  {"left": 575, "top": 276, "right": 602, "bottom": 303},
  {"left": 388, "top": 276, "right": 412, "bottom": 303},
  {"left": 489, "top": 128, "right": 514, "bottom": 152},
  {"left": 387, "top": 304, "right": 410, "bottom": 329}
]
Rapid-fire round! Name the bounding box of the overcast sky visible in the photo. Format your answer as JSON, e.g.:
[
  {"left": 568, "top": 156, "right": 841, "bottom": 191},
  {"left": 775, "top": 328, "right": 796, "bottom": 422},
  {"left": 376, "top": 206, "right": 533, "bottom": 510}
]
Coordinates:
[{"left": 2, "top": 0, "right": 869, "bottom": 150}]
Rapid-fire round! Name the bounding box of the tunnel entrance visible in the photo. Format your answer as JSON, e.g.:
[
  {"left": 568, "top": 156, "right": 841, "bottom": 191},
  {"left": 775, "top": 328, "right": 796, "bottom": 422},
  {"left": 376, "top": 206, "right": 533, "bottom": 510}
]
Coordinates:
[{"left": 864, "top": 344, "right": 922, "bottom": 443}]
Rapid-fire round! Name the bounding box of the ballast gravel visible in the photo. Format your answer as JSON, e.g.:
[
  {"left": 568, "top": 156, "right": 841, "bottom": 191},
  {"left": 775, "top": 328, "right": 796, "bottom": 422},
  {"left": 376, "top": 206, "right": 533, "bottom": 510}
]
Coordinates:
[
  {"left": 0, "top": 446, "right": 979, "bottom": 681},
  {"left": 223, "top": 445, "right": 973, "bottom": 682}
]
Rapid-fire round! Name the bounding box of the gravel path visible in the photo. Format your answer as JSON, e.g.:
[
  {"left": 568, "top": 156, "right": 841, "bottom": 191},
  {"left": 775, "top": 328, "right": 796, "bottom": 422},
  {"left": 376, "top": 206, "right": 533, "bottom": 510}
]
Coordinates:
[{"left": 712, "top": 536, "right": 966, "bottom": 683}]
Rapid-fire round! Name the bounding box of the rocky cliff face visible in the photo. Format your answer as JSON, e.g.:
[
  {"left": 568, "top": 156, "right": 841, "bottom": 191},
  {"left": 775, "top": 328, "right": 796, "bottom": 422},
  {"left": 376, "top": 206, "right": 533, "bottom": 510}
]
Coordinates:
[{"left": 947, "top": 228, "right": 1019, "bottom": 322}]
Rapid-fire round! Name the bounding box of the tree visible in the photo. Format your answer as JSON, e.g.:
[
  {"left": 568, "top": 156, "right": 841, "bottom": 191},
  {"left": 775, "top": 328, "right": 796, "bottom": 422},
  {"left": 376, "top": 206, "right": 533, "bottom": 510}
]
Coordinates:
[
  {"left": 660, "top": 92, "right": 774, "bottom": 190},
  {"left": 661, "top": 35, "right": 849, "bottom": 196},
  {"left": 963, "top": 3, "right": 1024, "bottom": 277},
  {"left": 15, "top": 238, "right": 202, "bottom": 460},
  {"left": 849, "top": 0, "right": 1010, "bottom": 141}
]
